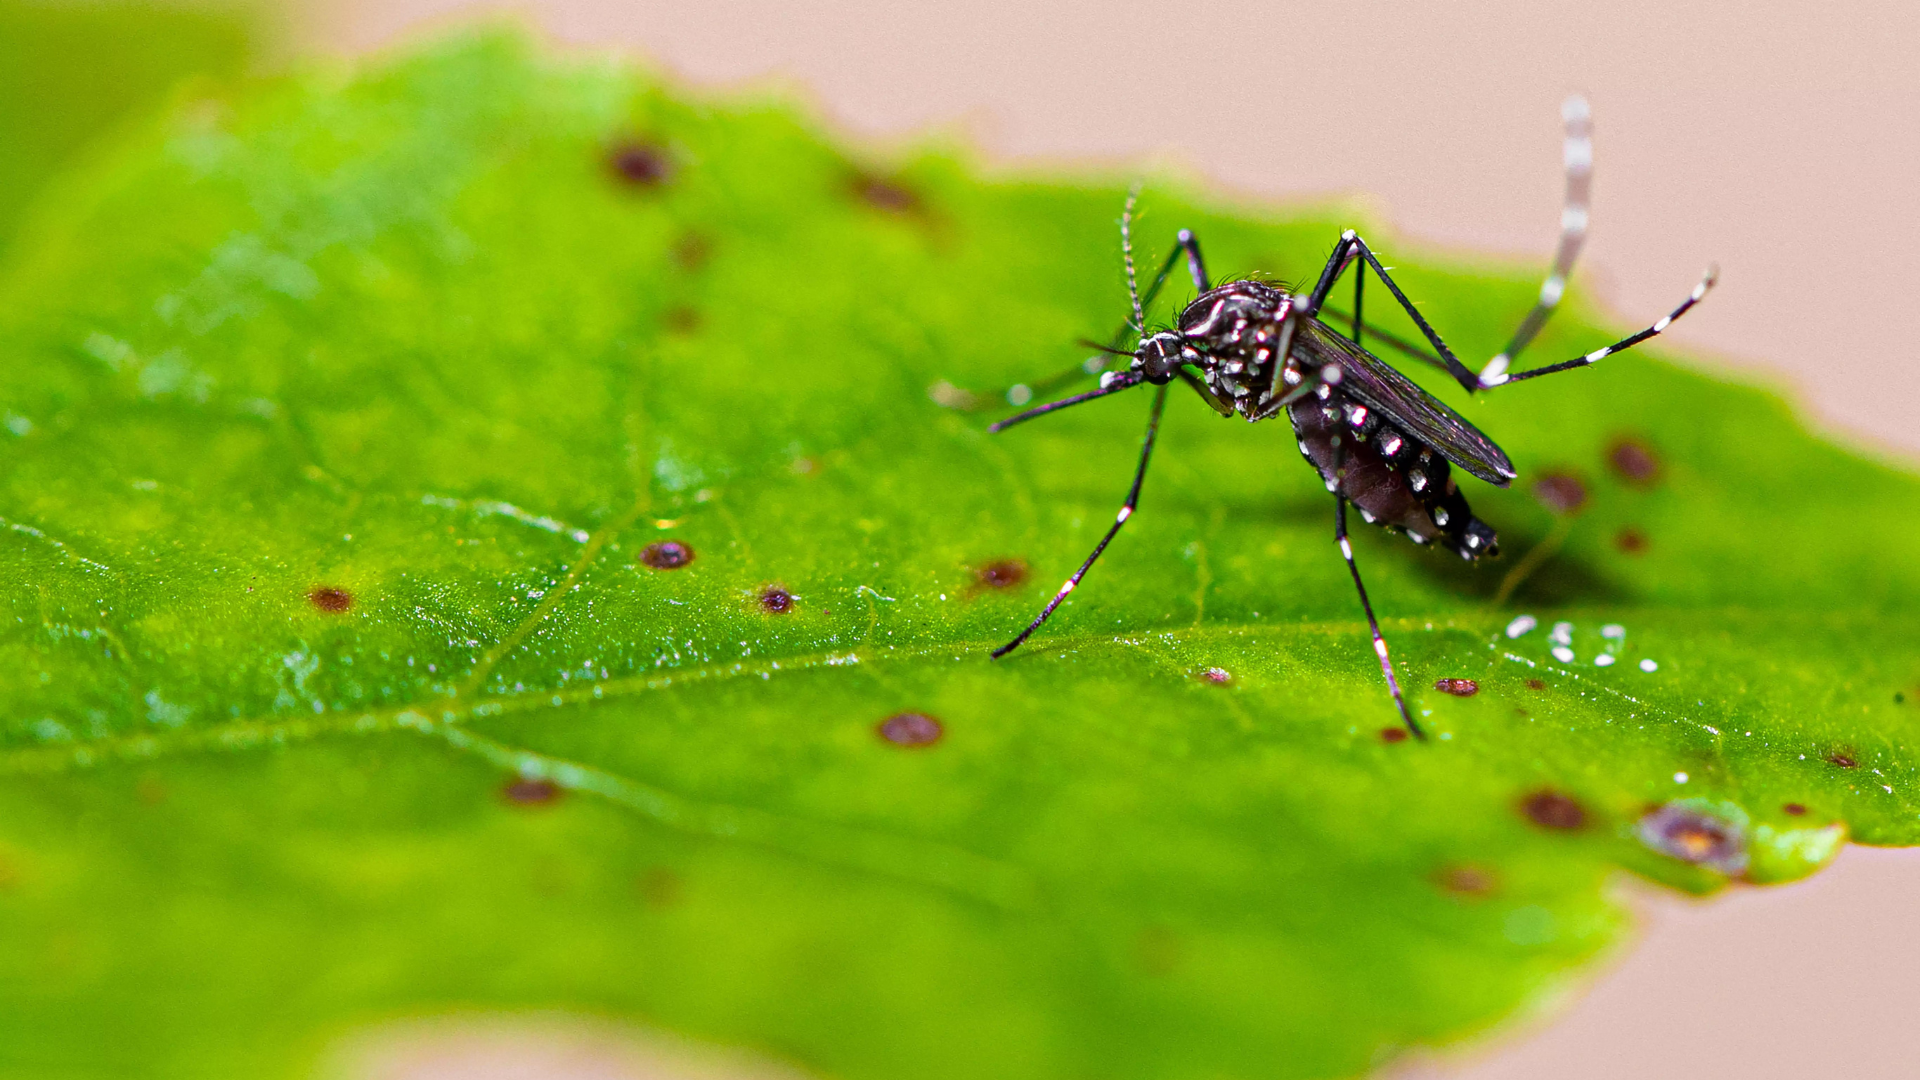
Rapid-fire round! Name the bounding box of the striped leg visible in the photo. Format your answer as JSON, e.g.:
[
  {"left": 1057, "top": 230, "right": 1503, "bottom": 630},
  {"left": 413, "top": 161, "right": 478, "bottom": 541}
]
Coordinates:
[
  {"left": 1482, "top": 267, "right": 1717, "bottom": 386},
  {"left": 1477, "top": 96, "right": 1594, "bottom": 386},
  {"left": 1335, "top": 495, "right": 1424, "bottom": 740},
  {"left": 992, "top": 384, "right": 1169, "bottom": 659}
]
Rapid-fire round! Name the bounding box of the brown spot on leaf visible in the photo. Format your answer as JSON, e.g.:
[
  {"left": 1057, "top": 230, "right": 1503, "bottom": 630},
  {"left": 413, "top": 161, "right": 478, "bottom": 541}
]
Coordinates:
[
  {"left": 1827, "top": 751, "right": 1858, "bottom": 768},
  {"left": 1135, "top": 926, "right": 1181, "bottom": 976},
  {"left": 759, "top": 586, "right": 794, "bottom": 614},
  {"left": 878, "top": 712, "right": 942, "bottom": 747},
  {"left": 502, "top": 777, "right": 562, "bottom": 806},
  {"left": 663, "top": 306, "right": 701, "bottom": 334},
  {"left": 135, "top": 775, "right": 168, "bottom": 806},
  {"left": 670, "top": 231, "right": 712, "bottom": 270},
  {"left": 307, "top": 586, "right": 352, "bottom": 613},
  {"left": 975, "top": 559, "right": 1029, "bottom": 589},
  {"left": 1532, "top": 471, "right": 1589, "bottom": 514},
  {"left": 607, "top": 139, "right": 673, "bottom": 187},
  {"left": 1614, "top": 526, "right": 1649, "bottom": 555},
  {"left": 1525, "top": 679, "right": 1547, "bottom": 692},
  {"left": 637, "top": 867, "right": 681, "bottom": 907},
  {"left": 850, "top": 171, "right": 921, "bottom": 214},
  {"left": 639, "top": 541, "right": 694, "bottom": 570},
  {"left": 1437, "top": 864, "right": 1498, "bottom": 897},
  {"left": 1607, "top": 437, "right": 1662, "bottom": 486},
  {"left": 1783, "top": 802, "right": 1808, "bottom": 816},
  {"left": 1522, "top": 789, "right": 1588, "bottom": 830},
  {"left": 1638, "top": 802, "right": 1747, "bottom": 874},
  {"left": 1433, "top": 678, "right": 1479, "bottom": 697},
  {"left": 1380, "top": 727, "right": 1409, "bottom": 743},
  {"left": 1198, "top": 667, "right": 1231, "bottom": 685}
]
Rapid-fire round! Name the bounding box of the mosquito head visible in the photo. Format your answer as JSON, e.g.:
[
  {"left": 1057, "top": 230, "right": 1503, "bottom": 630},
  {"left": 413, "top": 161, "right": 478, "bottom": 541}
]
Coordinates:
[{"left": 1134, "top": 331, "right": 1190, "bottom": 385}]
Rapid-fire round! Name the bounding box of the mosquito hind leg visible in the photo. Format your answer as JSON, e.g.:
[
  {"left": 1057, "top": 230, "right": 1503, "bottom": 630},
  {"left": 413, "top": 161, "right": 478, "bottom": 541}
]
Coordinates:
[
  {"left": 1481, "top": 267, "right": 1716, "bottom": 387},
  {"left": 992, "top": 383, "right": 1169, "bottom": 658},
  {"left": 1476, "top": 96, "right": 1594, "bottom": 386}
]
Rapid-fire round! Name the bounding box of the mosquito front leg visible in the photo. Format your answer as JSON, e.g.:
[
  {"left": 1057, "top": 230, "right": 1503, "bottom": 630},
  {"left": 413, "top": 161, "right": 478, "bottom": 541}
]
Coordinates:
[{"left": 992, "top": 383, "right": 1169, "bottom": 658}]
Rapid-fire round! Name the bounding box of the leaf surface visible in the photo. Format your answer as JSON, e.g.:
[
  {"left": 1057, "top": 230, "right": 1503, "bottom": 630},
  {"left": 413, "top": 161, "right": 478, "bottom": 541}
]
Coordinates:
[{"left": 2, "top": 33, "right": 1917, "bottom": 1080}]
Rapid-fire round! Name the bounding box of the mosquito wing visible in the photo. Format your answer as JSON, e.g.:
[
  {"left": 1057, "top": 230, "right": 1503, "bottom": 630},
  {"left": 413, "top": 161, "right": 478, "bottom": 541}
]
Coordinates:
[{"left": 1295, "top": 321, "right": 1517, "bottom": 486}]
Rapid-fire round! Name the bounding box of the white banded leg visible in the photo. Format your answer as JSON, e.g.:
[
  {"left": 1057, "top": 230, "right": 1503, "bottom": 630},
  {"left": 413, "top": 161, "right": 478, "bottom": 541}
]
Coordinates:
[
  {"left": 992, "top": 384, "right": 1169, "bottom": 658},
  {"left": 1484, "top": 266, "right": 1717, "bottom": 386},
  {"left": 1330, "top": 432, "right": 1423, "bottom": 739},
  {"left": 1479, "top": 95, "right": 1594, "bottom": 387}
]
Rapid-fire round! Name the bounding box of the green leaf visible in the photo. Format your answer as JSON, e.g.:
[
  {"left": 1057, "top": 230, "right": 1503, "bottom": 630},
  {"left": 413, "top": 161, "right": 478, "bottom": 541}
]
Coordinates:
[
  {"left": 0, "top": 0, "right": 251, "bottom": 250},
  {"left": 2, "top": 31, "right": 1917, "bottom": 1080}
]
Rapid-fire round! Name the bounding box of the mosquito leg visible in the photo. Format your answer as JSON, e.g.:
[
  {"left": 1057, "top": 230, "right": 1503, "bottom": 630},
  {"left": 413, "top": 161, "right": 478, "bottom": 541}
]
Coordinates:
[
  {"left": 1485, "top": 267, "right": 1717, "bottom": 386},
  {"left": 1477, "top": 96, "right": 1593, "bottom": 386},
  {"left": 1300, "top": 231, "right": 1484, "bottom": 394},
  {"left": 992, "top": 383, "right": 1169, "bottom": 658},
  {"left": 1335, "top": 495, "right": 1424, "bottom": 739},
  {"left": 1352, "top": 251, "right": 1366, "bottom": 348},
  {"left": 938, "top": 227, "right": 1208, "bottom": 412}
]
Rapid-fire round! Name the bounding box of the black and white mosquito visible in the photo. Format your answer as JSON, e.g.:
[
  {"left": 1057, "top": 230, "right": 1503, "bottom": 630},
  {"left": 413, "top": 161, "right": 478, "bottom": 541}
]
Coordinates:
[{"left": 972, "top": 98, "right": 1715, "bottom": 739}]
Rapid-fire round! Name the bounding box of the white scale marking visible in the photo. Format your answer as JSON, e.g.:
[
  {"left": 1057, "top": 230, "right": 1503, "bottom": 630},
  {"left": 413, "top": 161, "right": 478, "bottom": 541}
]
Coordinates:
[
  {"left": 1505, "top": 614, "right": 1538, "bottom": 638},
  {"left": 1374, "top": 639, "right": 1390, "bottom": 658},
  {"left": 1584, "top": 348, "right": 1611, "bottom": 363},
  {"left": 1539, "top": 276, "right": 1566, "bottom": 306},
  {"left": 1653, "top": 316, "right": 1672, "bottom": 332},
  {"left": 1639, "top": 658, "right": 1659, "bottom": 672},
  {"left": 1115, "top": 506, "right": 1132, "bottom": 523},
  {"left": 1339, "top": 537, "right": 1353, "bottom": 559}
]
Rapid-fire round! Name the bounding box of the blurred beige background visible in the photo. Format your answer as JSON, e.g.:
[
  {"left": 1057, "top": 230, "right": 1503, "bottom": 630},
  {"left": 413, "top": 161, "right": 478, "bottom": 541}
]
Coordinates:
[{"left": 289, "top": 2, "right": 1920, "bottom": 1077}]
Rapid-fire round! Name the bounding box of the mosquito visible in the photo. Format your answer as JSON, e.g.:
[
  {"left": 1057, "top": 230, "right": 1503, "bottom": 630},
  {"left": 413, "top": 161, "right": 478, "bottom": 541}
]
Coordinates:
[{"left": 978, "top": 97, "right": 1716, "bottom": 739}]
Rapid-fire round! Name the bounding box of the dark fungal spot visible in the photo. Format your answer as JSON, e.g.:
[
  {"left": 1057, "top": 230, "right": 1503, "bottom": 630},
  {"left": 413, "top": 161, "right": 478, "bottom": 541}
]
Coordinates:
[
  {"left": 1827, "top": 751, "right": 1858, "bottom": 768},
  {"left": 849, "top": 170, "right": 921, "bottom": 214},
  {"left": 1615, "top": 526, "right": 1649, "bottom": 555},
  {"left": 1199, "top": 667, "right": 1231, "bottom": 685},
  {"left": 639, "top": 541, "right": 694, "bottom": 569},
  {"left": 1380, "top": 727, "right": 1409, "bottom": 744},
  {"left": 759, "top": 586, "right": 794, "bottom": 614},
  {"left": 1531, "top": 471, "right": 1589, "bottom": 515},
  {"left": 670, "top": 231, "right": 712, "bottom": 270},
  {"left": 1433, "top": 678, "right": 1479, "bottom": 697},
  {"left": 878, "top": 712, "right": 943, "bottom": 747},
  {"left": 975, "top": 559, "right": 1029, "bottom": 589},
  {"left": 1521, "top": 789, "right": 1588, "bottom": 830},
  {"left": 1638, "top": 802, "right": 1747, "bottom": 874},
  {"left": 1897, "top": 692, "right": 1907, "bottom": 704},
  {"left": 502, "top": 777, "right": 562, "bottom": 806},
  {"left": 307, "top": 586, "right": 352, "bottom": 613},
  {"left": 1783, "top": 802, "right": 1808, "bottom": 816},
  {"left": 637, "top": 867, "right": 681, "bottom": 908},
  {"left": 1437, "top": 864, "right": 1498, "bottom": 897},
  {"left": 663, "top": 305, "right": 702, "bottom": 334},
  {"left": 1607, "top": 436, "right": 1662, "bottom": 486},
  {"left": 607, "top": 139, "right": 673, "bottom": 187},
  {"left": 1525, "top": 678, "right": 1547, "bottom": 692}
]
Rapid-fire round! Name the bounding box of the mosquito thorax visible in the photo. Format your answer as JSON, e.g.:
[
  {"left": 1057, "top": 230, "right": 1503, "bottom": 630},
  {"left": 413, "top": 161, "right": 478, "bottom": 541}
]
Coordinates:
[{"left": 1174, "top": 280, "right": 1294, "bottom": 414}]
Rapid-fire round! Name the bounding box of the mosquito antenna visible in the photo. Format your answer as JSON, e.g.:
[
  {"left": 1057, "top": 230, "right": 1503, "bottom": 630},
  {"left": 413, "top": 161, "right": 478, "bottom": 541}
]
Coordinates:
[{"left": 1120, "top": 184, "right": 1146, "bottom": 338}]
